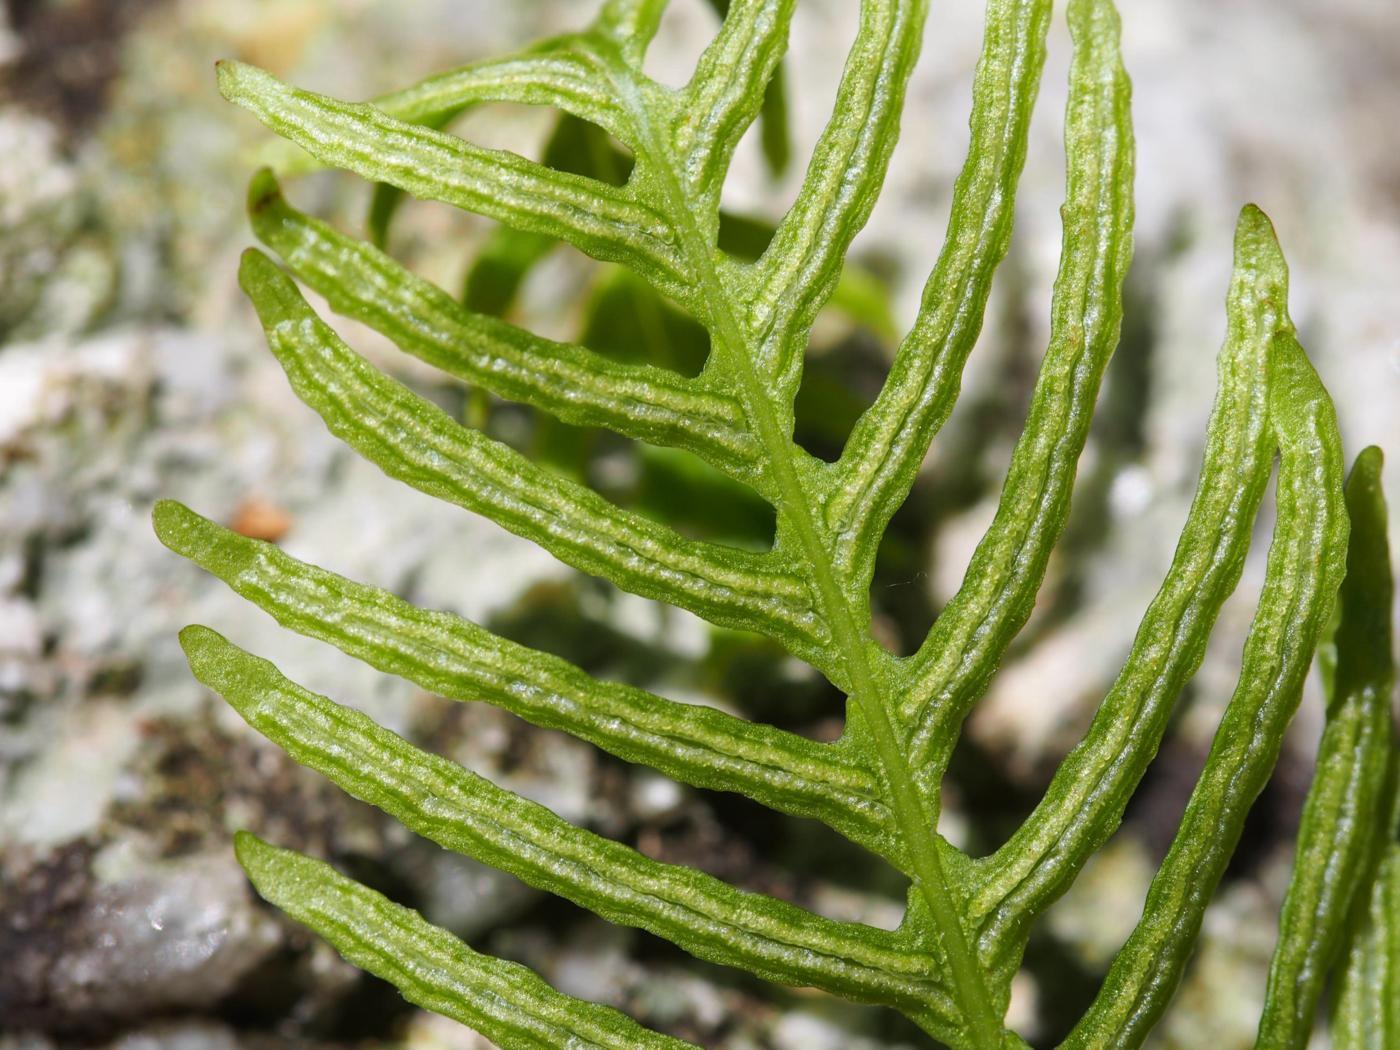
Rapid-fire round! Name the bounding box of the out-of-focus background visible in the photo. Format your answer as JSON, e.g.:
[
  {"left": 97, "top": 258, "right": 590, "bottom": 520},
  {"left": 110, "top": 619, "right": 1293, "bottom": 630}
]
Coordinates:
[{"left": 1, "top": 1, "right": 1397, "bottom": 1047}]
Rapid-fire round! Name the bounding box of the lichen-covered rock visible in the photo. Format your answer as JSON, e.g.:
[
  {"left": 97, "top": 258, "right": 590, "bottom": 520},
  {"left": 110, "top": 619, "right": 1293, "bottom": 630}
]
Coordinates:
[
  {"left": 0, "top": 110, "right": 83, "bottom": 336},
  {"left": 0, "top": 845, "right": 277, "bottom": 1032},
  {"left": 1, "top": 0, "right": 1396, "bottom": 1046}
]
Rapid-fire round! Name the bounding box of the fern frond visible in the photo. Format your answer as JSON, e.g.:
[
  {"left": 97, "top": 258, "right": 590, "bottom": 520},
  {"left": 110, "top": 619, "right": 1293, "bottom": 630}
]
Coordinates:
[
  {"left": 154, "top": 502, "right": 895, "bottom": 858},
  {"left": 236, "top": 833, "right": 699, "bottom": 1049},
  {"left": 218, "top": 61, "right": 689, "bottom": 291},
  {"left": 248, "top": 170, "right": 761, "bottom": 478},
  {"left": 236, "top": 249, "right": 826, "bottom": 652},
  {"left": 1064, "top": 330, "right": 1348, "bottom": 1047},
  {"left": 185, "top": 627, "right": 958, "bottom": 1029},
  {"left": 1269, "top": 446, "right": 1395, "bottom": 1050},
  {"left": 164, "top": 0, "right": 1396, "bottom": 1046},
  {"left": 970, "top": 205, "right": 1289, "bottom": 940}
]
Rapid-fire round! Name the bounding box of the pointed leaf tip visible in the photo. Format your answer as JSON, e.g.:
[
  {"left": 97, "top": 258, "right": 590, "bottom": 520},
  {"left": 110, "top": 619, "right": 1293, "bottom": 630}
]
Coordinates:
[
  {"left": 178, "top": 626, "right": 274, "bottom": 719},
  {"left": 232, "top": 830, "right": 271, "bottom": 875},
  {"left": 1234, "top": 204, "right": 1287, "bottom": 268},
  {"left": 215, "top": 59, "right": 254, "bottom": 102},
  {"left": 1236, "top": 203, "right": 1275, "bottom": 238},
  {"left": 238, "top": 249, "right": 301, "bottom": 319},
  {"left": 1353, "top": 444, "right": 1384, "bottom": 480},
  {"left": 155, "top": 501, "right": 259, "bottom": 579},
  {"left": 231, "top": 834, "right": 317, "bottom": 920},
  {"left": 1239, "top": 201, "right": 1269, "bottom": 224},
  {"left": 247, "top": 168, "right": 282, "bottom": 217},
  {"left": 178, "top": 623, "right": 224, "bottom": 662},
  {"left": 238, "top": 246, "right": 277, "bottom": 285},
  {"left": 151, "top": 498, "right": 191, "bottom": 547}
]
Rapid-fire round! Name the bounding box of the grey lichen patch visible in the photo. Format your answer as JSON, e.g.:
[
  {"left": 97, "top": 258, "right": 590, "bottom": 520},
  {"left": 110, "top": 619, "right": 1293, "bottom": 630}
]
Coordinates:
[
  {"left": 0, "top": 711, "right": 359, "bottom": 1035},
  {"left": 0, "top": 841, "right": 279, "bottom": 1035},
  {"left": 0, "top": 110, "right": 89, "bottom": 339},
  {"left": 107, "top": 713, "right": 382, "bottom": 861}
]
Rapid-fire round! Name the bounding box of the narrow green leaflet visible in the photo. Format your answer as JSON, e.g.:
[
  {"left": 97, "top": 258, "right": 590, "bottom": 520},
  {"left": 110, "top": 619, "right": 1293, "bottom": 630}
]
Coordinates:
[
  {"left": 248, "top": 170, "right": 761, "bottom": 479},
  {"left": 365, "top": 59, "right": 637, "bottom": 252},
  {"left": 236, "top": 834, "right": 697, "bottom": 1050},
  {"left": 237, "top": 249, "right": 829, "bottom": 657},
  {"left": 749, "top": 0, "right": 926, "bottom": 397},
  {"left": 458, "top": 112, "right": 635, "bottom": 310},
  {"left": 696, "top": 0, "right": 792, "bottom": 179},
  {"left": 677, "top": 0, "right": 792, "bottom": 208},
  {"left": 828, "top": 0, "right": 1051, "bottom": 589},
  {"left": 969, "top": 205, "right": 1285, "bottom": 949},
  {"left": 217, "top": 61, "right": 691, "bottom": 291},
  {"left": 1064, "top": 332, "right": 1349, "bottom": 1048},
  {"left": 1256, "top": 447, "right": 1395, "bottom": 1049},
  {"left": 594, "top": 0, "right": 669, "bottom": 65},
  {"left": 153, "top": 502, "right": 897, "bottom": 860},
  {"left": 185, "top": 627, "right": 958, "bottom": 1029},
  {"left": 903, "top": 0, "right": 1133, "bottom": 765}
]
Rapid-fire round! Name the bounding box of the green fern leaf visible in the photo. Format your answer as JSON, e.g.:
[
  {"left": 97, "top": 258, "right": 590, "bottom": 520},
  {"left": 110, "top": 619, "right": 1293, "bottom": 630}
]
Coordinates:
[
  {"left": 157, "top": 0, "right": 1396, "bottom": 1046},
  {"left": 235, "top": 833, "right": 698, "bottom": 1049},
  {"left": 1311, "top": 448, "right": 1397, "bottom": 1050}
]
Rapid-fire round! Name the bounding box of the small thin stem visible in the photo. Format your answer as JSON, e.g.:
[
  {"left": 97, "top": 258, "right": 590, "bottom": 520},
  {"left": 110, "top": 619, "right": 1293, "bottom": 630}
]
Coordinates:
[{"left": 616, "top": 71, "right": 1008, "bottom": 1050}]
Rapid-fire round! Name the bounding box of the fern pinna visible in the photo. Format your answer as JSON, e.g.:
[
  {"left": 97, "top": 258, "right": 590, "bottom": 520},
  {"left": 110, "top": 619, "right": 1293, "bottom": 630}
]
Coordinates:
[{"left": 154, "top": 0, "right": 1398, "bottom": 1046}]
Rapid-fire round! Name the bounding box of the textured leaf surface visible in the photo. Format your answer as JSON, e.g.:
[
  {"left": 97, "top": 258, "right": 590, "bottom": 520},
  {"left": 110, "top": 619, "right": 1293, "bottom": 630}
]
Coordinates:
[
  {"left": 236, "top": 834, "right": 697, "bottom": 1049},
  {"left": 167, "top": 0, "right": 1389, "bottom": 1045},
  {"left": 237, "top": 248, "right": 827, "bottom": 654},
  {"left": 154, "top": 501, "right": 896, "bottom": 858},
  {"left": 748, "top": 0, "right": 925, "bottom": 399},
  {"left": 1064, "top": 332, "right": 1349, "bottom": 1048},
  {"left": 971, "top": 206, "right": 1287, "bottom": 952},
  {"left": 830, "top": 0, "right": 1052, "bottom": 590},
  {"left": 248, "top": 170, "right": 760, "bottom": 477},
  {"left": 678, "top": 0, "right": 793, "bottom": 205},
  {"left": 904, "top": 0, "right": 1133, "bottom": 751},
  {"left": 186, "top": 627, "right": 956, "bottom": 1027},
  {"left": 1256, "top": 447, "right": 1394, "bottom": 1049},
  {"left": 217, "top": 60, "right": 691, "bottom": 290}
]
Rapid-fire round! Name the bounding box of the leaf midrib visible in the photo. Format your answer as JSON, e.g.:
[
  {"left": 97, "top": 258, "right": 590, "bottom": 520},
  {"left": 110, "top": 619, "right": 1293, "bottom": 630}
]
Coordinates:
[{"left": 606, "top": 56, "right": 1004, "bottom": 1047}]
